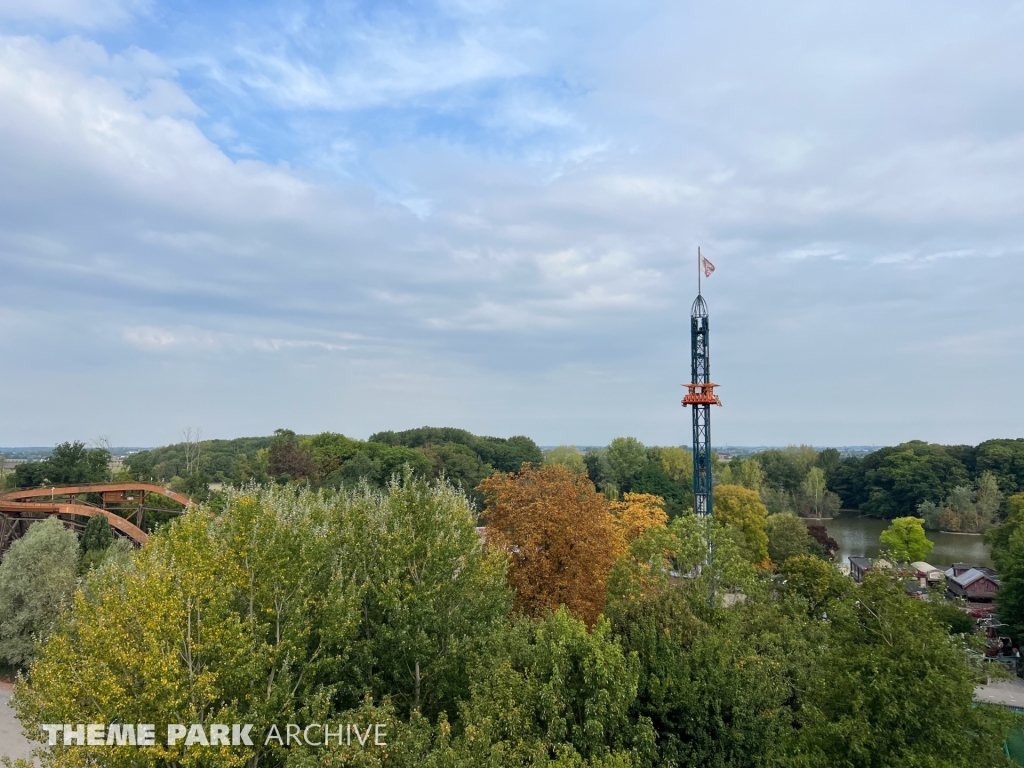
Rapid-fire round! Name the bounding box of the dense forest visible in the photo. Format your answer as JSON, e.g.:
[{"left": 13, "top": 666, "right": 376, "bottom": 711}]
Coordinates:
[
  {"left": 826, "top": 439, "right": 1024, "bottom": 530},
  {"left": 6, "top": 433, "right": 1024, "bottom": 534}
]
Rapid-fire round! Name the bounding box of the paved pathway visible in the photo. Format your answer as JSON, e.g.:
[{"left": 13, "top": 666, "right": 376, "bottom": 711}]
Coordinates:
[
  {"left": 975, "top": 676, "right": 1024, "bottom": 708},
  {"left": 0, "top": 683, "right": 36, "bottom": 762}
]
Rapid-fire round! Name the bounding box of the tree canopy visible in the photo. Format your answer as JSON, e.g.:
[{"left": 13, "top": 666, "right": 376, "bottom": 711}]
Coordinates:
[
  {"left": 713, "top": 485, "right": 770, "bottom": 566},
  {"left": 765, "top": 513, "right": 817, "bottom": 566},
  {"left": 825, "top": 438, "right": 1024, "bottom": 524},
  {"left": 12, "top": 441, "right": 111, "bottom": 488},
  {"left": 479, "top": 464, "right": 622, "bottom": 625},
  {"left": 879, "top": 516, "right": 934, "bottom": 562},
  {"left": 0, "top": 517, "right": 80, "bottom": 667},
  {"left": 796, "top": 574, "right": 1012, "bottom": 767},
  {"left": 9, "top": 469, "right": 1014, "bottom": 768},
  {"left": 990, "top": 494, "right": 1024, "bottom": 640},
  {"left": 544, "top": 445, "right": 587, "bottom": 474}
]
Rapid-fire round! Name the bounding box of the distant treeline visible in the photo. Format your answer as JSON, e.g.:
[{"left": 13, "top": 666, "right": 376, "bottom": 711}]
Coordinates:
[
  {"left": 826, "top": 439, "right": 1024, "bottom": 529},
  {"left": 116, "top": 427, "right": 543, "bottom": 507},
  {"left": 8, "top": 431, "right": 1024, "bottom": 532}
]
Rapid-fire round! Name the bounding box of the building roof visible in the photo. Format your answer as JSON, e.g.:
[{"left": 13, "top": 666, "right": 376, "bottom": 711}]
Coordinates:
[
  {"left": 911, "top": 561, "right": 943, "bottom": 574},
  {"left": 948, "top": 568, "right": 1001, "bottom": 589},
  {"left": 849, "top": 556, "right": 873, "bottom": 568}
]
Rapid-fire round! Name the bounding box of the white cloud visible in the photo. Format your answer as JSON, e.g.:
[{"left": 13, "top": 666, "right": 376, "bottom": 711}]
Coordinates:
[
  {"left": 122, "top": 325, "right": 350, "bottom": 353},
  {"left": 226, "top": 27, "right": 524, "bottom": 111},
  {"left": 1, "top": 1, "right": 1023, "bottom": 446},
  {"left": 123, "top": 325, "right": 195, "bottom": 350},
  {"left": 779, "top": 244, "right": 843, "bottom": 262}
]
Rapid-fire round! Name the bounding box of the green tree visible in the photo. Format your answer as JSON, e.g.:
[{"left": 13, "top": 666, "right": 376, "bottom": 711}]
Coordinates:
[
  {"left": 419, "top": 442, "right": 495, "bottom": 504},
  {"left": 0, "top": 518, "right": 79, "bottom": 667},
  {"left": 312, "top": 438, "right": 433, "bottom": 493},
  {"left": 991, "top": 496, "right": 1024, "bottom": 640},
  {"left": 737, "top": 457, "right": 764, "bottom": 491},
  {"left": 721, "top": 457, "right": 765, "bottom": 492},
  {"left": 229, "top": 448, "right": 271, "bottom": 484},
  {"left": 13, "top": 477, "right": 510, "bottom": 768},
  {"left": 544, "top": 445, "right": 587, "bottom": 474},
  {"left": 611, "top": 585, "right": 821, "bottom": 767},
  {"left": 48, "top": 441, "right": 112, "bottom": 484},
  {"left": 659, "top": 446, "right": 693, "bottom": 486},
  {"left": 714, "top": 485, "right": 770, "bottom": 565},
  {"left": 815, "top": 447, "right": 841, "bottom": 477},
  {"left": 947, "top": 485, "right": 975, "bottom": 514},
  {"left": 335, "top": 450, "right": 382, "bottom": 485},
  {"left": 631, "top": 461, "right": 691, "bottom": 517},
  {"left": 861, "top": 442, "right": 970, "bottom": 519},
  {"left": 825, "top": 454, "right": 867, "bottom": 509},
  {"left": 368, "top": 427, "right": 541, "bottom": 473},
  {"left": 796, "top": 574, "right": 1014, "bottom": 767},
  {"left": 16, "top": 489, "right": 353, "bottom": 767},
  {"left": 765, "top": 513, "right": 813, "bottom": 565},
  {"left": 928, "top": 601, "right": 976, "bottom": 635},
  {"left": 918, "top": 499, "right": 943, "bottom": 531},
  {"left": 306, "top": 431, "right": 364, "bottom": 478},
  {"left": 797, "top": 466, "right": 839, "bottom": 518},
  {"left": 583, "top": 450, "right": 613, "bottom": 495},
  {"left": 988, "top": 493, "right": 1024, "bottom": 569},
  {"left": 943, "top": 484, "right": 979, "bottom": 533},
  {"left": 879, "top": 516, "right": 934, "bottom": 562},
  {"left": 499, "top": 436, "right": 545, "bottom": 472},
  {"left": 975, "top": 438, "right": 1024, "bottom": 496},
  {"left": 752, "top": 446, "right": 817, "bottom": 493},
  {"left": 340, "top": 474, "right": 511, "bottom": 717},
  {"left": 14, "top": 441, "right": 111, "bottom": 488},
  {"left": 129, "top": 435, "right": 276, "bottom": 483},
  {"left": 975, "top": 470, "right": 1003, "bottom": 528},
  {"left": 606, "top": 437, "right": 648, "bottom": 492},
  {"left": 81, "top": 514, "right": 113, "bottom": 552},
  {"left": 168, "top": 469, "right": 211, "bottom": 502},
  {"left": 779, "top": 554, "right": 849, "bottom": 612},
  {"left": 371, "top": 443, "right": 433, "bottom": 484},
  {"left": 123, "top": 450, "right": 154, "bottom": 481},
  {"left": 441, "top": 609, "right": 653, "bottom": 766}
]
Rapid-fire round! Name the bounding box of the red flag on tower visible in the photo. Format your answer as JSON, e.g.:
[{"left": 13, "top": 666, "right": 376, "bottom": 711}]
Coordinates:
[{"left": 701, "top": 254, "right": 716, "bottom": 278}]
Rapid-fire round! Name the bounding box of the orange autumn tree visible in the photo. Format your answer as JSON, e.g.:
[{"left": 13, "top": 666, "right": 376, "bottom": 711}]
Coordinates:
[
  {"left": 478, "top": 463, "right": 621, "bottom": 625},
  {"left": 610, "top": 492, "right": 668, "bottom": 544}
]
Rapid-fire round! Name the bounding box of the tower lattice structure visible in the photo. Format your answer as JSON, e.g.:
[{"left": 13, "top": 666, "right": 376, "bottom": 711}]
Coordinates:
[{"left": 682, "top": 294, "right": 721, "bottom": 518}]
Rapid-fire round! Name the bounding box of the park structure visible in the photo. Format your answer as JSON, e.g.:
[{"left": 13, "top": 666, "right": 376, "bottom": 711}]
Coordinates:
[
  {"left": 681, "top": 255, "right": 721, "bottom": 518},
  {"left": 0, "top": 482, "right": 193, "bottom": 555}
]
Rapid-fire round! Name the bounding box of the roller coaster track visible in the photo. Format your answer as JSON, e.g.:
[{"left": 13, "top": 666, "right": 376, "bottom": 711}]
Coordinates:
[{"left": 0, "top": 482, "right": 195, "bottom": 551}]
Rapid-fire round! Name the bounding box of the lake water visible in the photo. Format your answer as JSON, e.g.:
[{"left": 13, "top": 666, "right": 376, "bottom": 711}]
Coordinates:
[{"left": 805, "top": 513, "right": 993, "bottom": 569}]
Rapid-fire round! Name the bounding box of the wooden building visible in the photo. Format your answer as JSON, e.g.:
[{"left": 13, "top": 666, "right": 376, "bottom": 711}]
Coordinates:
[{"left": 946, "top": 567, "right": 1001, "bottom": 601}]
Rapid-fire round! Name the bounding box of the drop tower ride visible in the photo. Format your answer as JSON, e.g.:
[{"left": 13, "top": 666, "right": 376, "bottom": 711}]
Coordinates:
[{"left": 682, "top": 248, "right": 721, "bottom": 518}]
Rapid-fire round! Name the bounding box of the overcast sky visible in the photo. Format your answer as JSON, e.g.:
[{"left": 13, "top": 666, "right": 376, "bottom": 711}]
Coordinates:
[{"left": 1, "top": 1, "right": 1022, "bottom": 448}]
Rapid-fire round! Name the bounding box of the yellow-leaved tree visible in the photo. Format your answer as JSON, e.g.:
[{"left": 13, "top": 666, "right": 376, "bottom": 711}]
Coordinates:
[
  {"left": 713, "top": 484, "right": 770, "bottom": 567},
  {"left": 610, "top": 492, "right": 669, "bottom": 544}
]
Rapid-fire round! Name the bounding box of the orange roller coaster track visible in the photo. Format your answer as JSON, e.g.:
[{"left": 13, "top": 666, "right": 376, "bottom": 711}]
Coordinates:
[{"left": 0, "top": 482, "right": 195, "bottom": 552}]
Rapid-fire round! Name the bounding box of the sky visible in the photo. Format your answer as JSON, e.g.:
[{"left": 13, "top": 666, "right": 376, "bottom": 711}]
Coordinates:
[{"left": 0, "top": 0, "right": 1022, "bottom": 449}]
